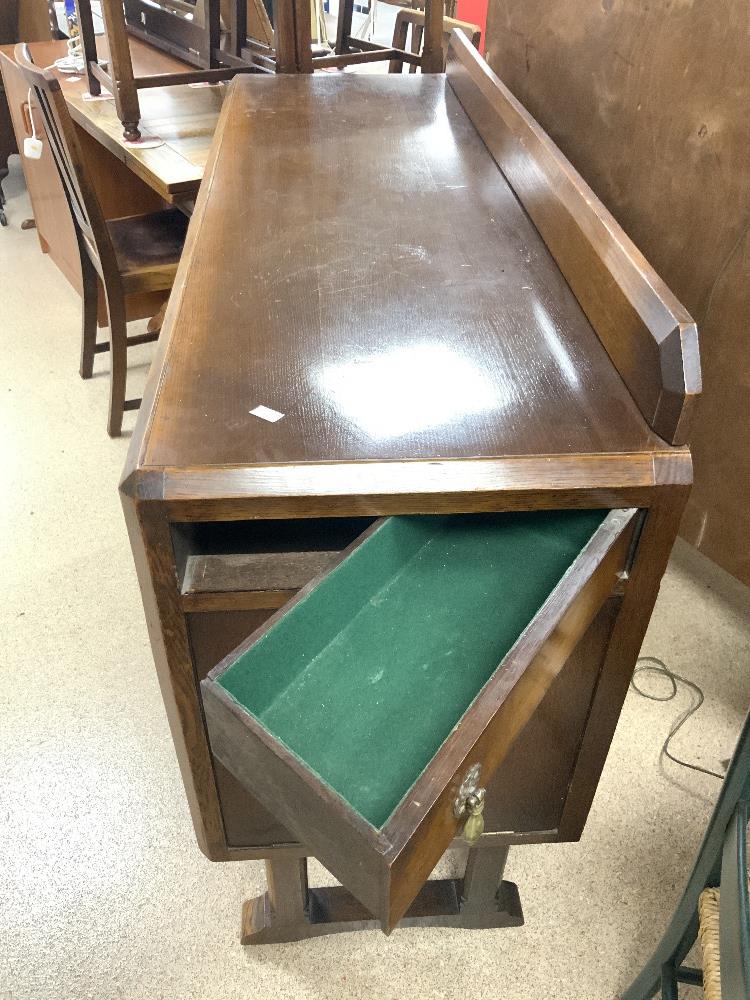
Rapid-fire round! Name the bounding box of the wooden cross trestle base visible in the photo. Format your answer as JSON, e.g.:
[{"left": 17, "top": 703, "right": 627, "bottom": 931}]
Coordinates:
[{"left": 242, "top": 845, "right": 523, "bottom": 944}]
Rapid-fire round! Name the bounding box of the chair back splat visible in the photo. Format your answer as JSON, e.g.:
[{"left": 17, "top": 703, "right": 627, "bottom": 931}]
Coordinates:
[
  {"left": 14, "top": 43, "right": 119, "bottom": 285},
  {"left": 13, "top": 43, "right": 187, "bottom": 437}
]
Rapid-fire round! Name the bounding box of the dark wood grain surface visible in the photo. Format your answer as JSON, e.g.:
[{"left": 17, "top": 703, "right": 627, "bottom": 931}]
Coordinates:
[
  {"left": 446, "top": 32, "right": 699, "bottom": 447},
  {"left": 118, "top": 44, "right": 698, "bottom": 927},
  {"left": 140, "top": 72, "right": 666, "bottom": 472}
]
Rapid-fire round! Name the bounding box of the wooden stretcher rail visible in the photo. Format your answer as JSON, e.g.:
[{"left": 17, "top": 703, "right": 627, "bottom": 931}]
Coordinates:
[
  {"left": 313, "top": 48, "right": 422, "bottom": 70},
  {"left": 446, "top": 31, "right": 700, "bottom": 447}
]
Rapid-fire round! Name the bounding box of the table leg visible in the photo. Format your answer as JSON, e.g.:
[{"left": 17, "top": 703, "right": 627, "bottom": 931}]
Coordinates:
[
  {"left": 334, "top": 0, "right": 354, "bottom": 54},
  {"left": 0, "top": 165, "right": 7, "bottom": 227},
  {"left": 147, "top": 301, "right": 168, "bottom": 336},
  {"left": 75, "top": 0, "right": 102, "bottom": 97},
  {"left": 460, "top": 844, "right": 523, "bottom": 926}
]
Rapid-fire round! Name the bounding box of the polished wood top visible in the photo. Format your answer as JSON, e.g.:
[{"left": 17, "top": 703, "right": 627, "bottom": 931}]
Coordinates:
[
  {"left": 136, "top": 73, "right": 668, "bottom": 480},
  {"left": 0, "top": 36, "right": 225, "bottom": 201}
]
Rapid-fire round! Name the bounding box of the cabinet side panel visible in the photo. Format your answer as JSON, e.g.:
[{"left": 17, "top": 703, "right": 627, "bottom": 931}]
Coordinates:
[
  {"left": 187, "top": 609, "right": 298, "bottom": 848},
  {"left": 120, "top": 493, "right": 229, "bottom": 859}
]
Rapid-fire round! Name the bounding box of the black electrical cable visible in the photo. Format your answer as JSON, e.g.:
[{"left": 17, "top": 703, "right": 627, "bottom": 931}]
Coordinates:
[{"left": 630, "top": 656, "right": 725, "bottom": 781}]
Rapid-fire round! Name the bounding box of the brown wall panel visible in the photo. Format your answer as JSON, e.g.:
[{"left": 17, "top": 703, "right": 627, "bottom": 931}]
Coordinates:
[{"left": 485, "top": 0, "right": 750, "bottom": 583}]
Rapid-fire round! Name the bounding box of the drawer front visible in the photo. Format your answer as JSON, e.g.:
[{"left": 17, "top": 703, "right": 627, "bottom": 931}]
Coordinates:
[
  {"left": 202, "top": 508, "right": 636, "bottom": 931},
  {"left": 381, "top": 519, "right": 633, "bottom": 927}
]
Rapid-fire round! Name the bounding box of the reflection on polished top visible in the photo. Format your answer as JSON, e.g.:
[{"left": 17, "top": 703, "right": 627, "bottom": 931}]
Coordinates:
[{"left": 142, "top": 73, "right": 665, "bottom": 471}]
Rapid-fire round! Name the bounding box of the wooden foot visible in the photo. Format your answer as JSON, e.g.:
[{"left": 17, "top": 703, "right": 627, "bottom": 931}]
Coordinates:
[{"left": 241, "top": 847, "right": 523, "bottom": 944}]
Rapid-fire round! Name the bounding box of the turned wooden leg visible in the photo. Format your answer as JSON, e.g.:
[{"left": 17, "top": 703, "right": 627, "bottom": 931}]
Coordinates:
[
  {"left": 79, "top": 251, "right": 99, "bottom": 380},
  {"left": 98, "top": 0, "right": 142, "bottom": 140},
  {"left": 104, "top": 287, "right": 128, "bottom": 437},
  {"left": 123, "top": 122, "right": 142, "bottom": 143}
]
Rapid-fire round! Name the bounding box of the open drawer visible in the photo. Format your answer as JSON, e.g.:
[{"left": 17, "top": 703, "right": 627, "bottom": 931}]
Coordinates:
[{"left": 201, "top": 507, "right": 637, "bottom": 932}]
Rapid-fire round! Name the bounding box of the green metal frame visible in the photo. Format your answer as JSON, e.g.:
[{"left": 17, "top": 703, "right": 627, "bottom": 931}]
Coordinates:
[{"left": 623, "top": 710, "right": 750, "bottom": 999}]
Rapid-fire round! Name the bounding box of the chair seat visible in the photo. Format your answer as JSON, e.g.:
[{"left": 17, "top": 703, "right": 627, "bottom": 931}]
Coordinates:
[
  {"left": 698, "top": 882, "right": 750, "bottom": 1000},
  {"left": 107, "top": 208, "right": 189, "bottom": 293}
]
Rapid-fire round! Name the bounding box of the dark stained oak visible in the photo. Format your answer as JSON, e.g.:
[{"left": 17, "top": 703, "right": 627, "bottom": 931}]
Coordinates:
[
  {"left": 242, "top": 846, "right": 522, "bottom": 943},
  {"left": 446, "top": 31, "right": 700, "bottom": 447},
  {"left": 203, "top": 509, "right": 637, "bottom": 930},
  {"left": 180, "top": 549, "right": 339, "bottom": 611},
  {"left": 120, "top": 37, "right": 700, "bottom": 943},
  {"left": 138, "top": 73, "right": 668, "bottom": 473}
]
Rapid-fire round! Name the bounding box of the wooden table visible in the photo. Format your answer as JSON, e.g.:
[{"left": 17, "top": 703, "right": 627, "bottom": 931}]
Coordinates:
[
  {"left": 4, "top": 35, "right": 224, "bottom": 200},
  {"left": 121, "top": 33, "right": 700, "bottom": 943},
  {"left": 0, "top": 34, "right": 224, "bottom": 319}
]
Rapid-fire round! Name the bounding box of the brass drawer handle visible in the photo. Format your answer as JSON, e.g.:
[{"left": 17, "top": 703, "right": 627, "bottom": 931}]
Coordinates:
[
  {"left": 453, "top": 763, "right": 486, "bottom": 844},
  {"left": 460, "top": 789, "right": 486, "bottom": 843}
]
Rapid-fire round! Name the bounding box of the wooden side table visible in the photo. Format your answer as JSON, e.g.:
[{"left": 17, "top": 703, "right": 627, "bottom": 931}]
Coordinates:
[{"left": 121, "top": 34, "right": 700, "bottom": 943}]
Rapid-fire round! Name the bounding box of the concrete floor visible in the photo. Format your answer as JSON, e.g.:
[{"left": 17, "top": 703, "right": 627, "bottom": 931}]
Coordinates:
[{"left": 1, "top": 156, "right": 749, "bottom": 1000}]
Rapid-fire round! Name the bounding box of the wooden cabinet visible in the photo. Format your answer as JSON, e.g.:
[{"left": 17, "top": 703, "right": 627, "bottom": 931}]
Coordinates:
[{"left": 121, "top": 35, "right": 700, "bottom": 942}]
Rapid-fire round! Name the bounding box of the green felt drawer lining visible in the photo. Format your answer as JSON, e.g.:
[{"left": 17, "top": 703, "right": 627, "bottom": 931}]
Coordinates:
[{"left": 217, "top": 509, "right": 608, "bottom": 829}]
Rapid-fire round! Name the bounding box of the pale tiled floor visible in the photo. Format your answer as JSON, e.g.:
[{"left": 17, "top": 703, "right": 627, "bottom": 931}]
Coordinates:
[{"left": 2, "top": 157, "right": 749, "bottom": 999}]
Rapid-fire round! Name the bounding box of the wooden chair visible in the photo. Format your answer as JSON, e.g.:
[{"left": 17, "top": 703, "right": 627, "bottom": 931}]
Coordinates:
[
  {"left": 332, "top": 0, "right": 444, "bottom": 72},
  {"left": 623, "top": 709, "right": 750, "bottom": 999},
  {"left": 14, "top": 43, "right": 188, "bottom": 436},
  {"left": 388, "top": 8, "right": 480, "bottom": 73},
  {"left": 76, "top": 0, "right": 258, "bottom": 142}
]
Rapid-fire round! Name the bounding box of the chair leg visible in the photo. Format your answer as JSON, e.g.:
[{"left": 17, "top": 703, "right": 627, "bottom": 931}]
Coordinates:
[
  {"left": 623, "top": 908, "right": 701, "bottom": 1000},
  {"left": 660, "top": 963, "right": 678, "bottom": 1000},
  {"left": 334, "top": 0, "right": 354, "bottom": 54},
  {"left": 104, "top": 289, "right": 128, "bottom": 437},
  {"left": 79, "top": 253, "right": 99, "bottom": 380}
]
